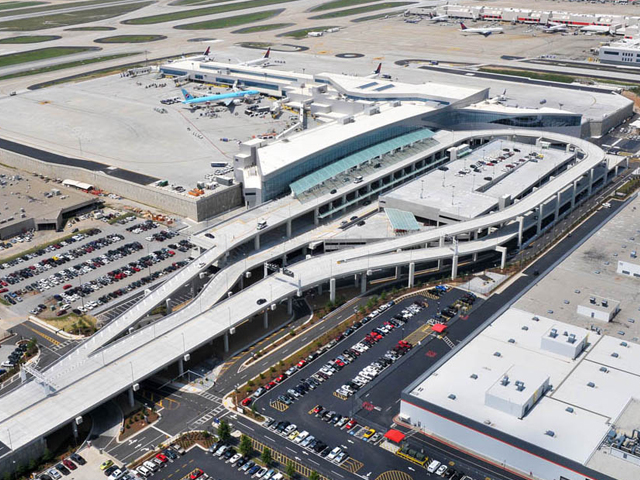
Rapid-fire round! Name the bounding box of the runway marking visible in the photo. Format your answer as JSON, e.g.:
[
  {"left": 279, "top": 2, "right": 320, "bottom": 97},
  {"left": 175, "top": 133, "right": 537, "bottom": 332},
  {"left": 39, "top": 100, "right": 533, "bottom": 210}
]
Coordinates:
[{"left": 24, "top": 325, "right": 61, "bottom": 346}]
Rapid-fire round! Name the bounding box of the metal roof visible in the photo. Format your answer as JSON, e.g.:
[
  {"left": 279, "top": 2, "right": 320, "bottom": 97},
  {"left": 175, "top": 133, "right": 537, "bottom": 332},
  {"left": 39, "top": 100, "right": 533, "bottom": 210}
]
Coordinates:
[
  {"left": 290, "top": 129, "right": 434, "bottom": 197},
  {"left": 385, "top": 208, "right": 421, "bottom": 233}
]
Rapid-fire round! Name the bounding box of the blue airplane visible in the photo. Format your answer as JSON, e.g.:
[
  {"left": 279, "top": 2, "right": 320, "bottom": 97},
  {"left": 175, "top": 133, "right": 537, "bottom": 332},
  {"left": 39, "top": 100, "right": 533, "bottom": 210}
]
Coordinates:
[{"left": 181, "top": 87, "right": 259, "bottom": 107}]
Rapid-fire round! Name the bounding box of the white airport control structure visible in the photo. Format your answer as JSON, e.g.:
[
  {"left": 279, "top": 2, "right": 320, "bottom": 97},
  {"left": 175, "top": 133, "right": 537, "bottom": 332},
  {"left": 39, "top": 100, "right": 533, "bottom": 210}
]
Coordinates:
[
  {"left": 599, "top": 37, "right": 640, "bottom": 65},
  {"left": 401, "top": 308, "right": 640, "bottom": 480}
]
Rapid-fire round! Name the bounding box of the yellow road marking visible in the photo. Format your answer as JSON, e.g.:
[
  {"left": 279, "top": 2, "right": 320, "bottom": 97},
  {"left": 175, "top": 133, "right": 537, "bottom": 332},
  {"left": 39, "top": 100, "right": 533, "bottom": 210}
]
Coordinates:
[
  {"left": 375, "top": 471, "right": 413, "bottom": 480},
  {"left": 24, "top": 325, "right": 61, "bottom": 346},
  {"left": 340, "top": 457, "right": 364, "bottom": 474},
  {"left": 333, "top": 391, "right": 349, "bottom": 401},
  {"left": 270, "top": 400, "right": 289, "bottom": 412}
]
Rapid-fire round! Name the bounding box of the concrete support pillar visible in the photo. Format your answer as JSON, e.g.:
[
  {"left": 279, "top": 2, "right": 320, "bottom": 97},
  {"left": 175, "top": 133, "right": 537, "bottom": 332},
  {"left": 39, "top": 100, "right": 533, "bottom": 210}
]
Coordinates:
[
  {"left": 254, "top": 234, "right": 260, "bottom": 250},
  {"left": 223, "top": 332, "right": 229, "bottom": 353},
  {"left": 72, "top": 420, "right": 78, "bottom": 439},
  {"left": 302, "top": 246, "right": 308, "bottom": 257},
  {"left": 287, "top": 297, "right": 293, "bottom": 315},
  {"left": 588, "top": 169, "right": 594, "bottom": 196},
  {"left": 472, "top": 252, "right": 478, "bottom": 262},
  {"left": 128, "top": 387, "right": 135, "bottom": 408},
  {"left": 282, "top": 253, "right": 287, "bottom": 267},
  {"left": 395, "top": 265, "right": 400, "bottom": 279},
  {"left": 314, "top": 208, "right": 319, "bottom": 226},
  {"left": 286, "top": 219, "right": 292, "bottom": 238},
  {"left": 439, "top": 236, "right": 445, "bottom": 247},
  {"left": 408, "top": 262, "right": 415, "bottom": 288},
  {"left": 496, "top": 246, "right": 507, "bottom": 270},
  {"left": 317, "top": 283, "right": 323, "bottom": 295},
  {"left": 537, "top": 204, "right": 543, "bottom": 234},
  {"left": 615, "top": 165, "right": 620, "bottom": 177},
  {"left": 451, "top": 255, "right": 459, "bottom": 280},
  {"left": 354, "top": 274, "right": 359, "bottom": 287},
  {"left": 517, "top": 216, "right": 524, "bottom": 248},
  {"left": 178, "top": 358, "right": 184, "bottom": 376},
  {"left": 239, "top": 274, "right": 244, "bottom": 290},
  {"left": 165, "top": 298, "right": 172, "bottom": 314},
  {"left": 329, "top": 278, "right": 336, "bottom": 302},
  {"left": 555, "top": 191, "right": 561, "bottom": 220},
  {"left": 571, "top": 179, "right": 578, "bottom": 209},
  {"left": 360, "top": 273, "right": 367, "bottom": 294},
  {"left": 263, "top": 310, "right": 269, "bottom": 329},
  {"left": 191, "top": 282, "right": 196, "bottom": 297}
]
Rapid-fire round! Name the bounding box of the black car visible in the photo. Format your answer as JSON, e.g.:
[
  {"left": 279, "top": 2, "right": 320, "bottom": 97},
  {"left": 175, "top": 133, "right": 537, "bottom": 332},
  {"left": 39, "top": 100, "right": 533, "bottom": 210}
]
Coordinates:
[
  {"left": 257, "top": 298, "right": 267, "bottom": 305},
  {"left": 55, "top": 463, "right": 70, "bottom": 476},
  {"left": 70, "top": 453, "right": 86, "bottom": 465}
]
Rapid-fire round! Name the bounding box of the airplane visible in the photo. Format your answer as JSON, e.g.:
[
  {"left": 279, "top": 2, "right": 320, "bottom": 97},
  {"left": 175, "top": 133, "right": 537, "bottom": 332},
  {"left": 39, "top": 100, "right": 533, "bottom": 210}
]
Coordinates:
[
  {"left": 580, "top": 24, "right": 611, "bottom": 34},
  {"left": 239, "top": 48, "right": 271, "bottom": 67},
  {"left": 429, "top": 14, "right": 448, "bottom": 22},
  {"left": 203, "top": 46, "right": 211, "bottom": 57},
  {"left": 365, "top": 63, "right": 382, "bottom": 79},
  {"left": 459, "top": 22, "right": 504, "bottom": 36},
  {"left": 181, "top": 84, "right": 259, "bottom": 107},
  {"left": 542, "top": 21, "right": 567, "bottom": 33}
]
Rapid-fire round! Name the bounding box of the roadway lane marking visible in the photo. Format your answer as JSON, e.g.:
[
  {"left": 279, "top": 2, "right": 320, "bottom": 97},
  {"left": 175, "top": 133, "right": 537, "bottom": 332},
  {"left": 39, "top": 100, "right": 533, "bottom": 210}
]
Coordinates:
[
  {"left": 24, "top": 325, "right": 61, "bottom": 346},
  {"left": 237, "top": 421, "right": 255, "bottom": 432},
  {"left": 286, "top": 446, "right": 296, "bottom": 453}
]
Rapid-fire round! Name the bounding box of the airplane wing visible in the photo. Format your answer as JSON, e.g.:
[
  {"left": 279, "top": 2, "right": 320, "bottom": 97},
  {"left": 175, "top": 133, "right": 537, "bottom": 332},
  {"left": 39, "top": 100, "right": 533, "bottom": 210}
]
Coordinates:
[{"left": 224, "top": 97, "right": 235, "bottom": 106}]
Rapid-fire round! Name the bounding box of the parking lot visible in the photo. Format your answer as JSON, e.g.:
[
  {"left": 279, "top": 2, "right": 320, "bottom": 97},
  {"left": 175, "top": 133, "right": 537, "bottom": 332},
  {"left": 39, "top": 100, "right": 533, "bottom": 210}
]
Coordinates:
[
  {"left": 246, "top": 290, "right": 480, "bottom": 480},
  {"left": 0, "top": 216, "right": 194, "bottom": 322}
]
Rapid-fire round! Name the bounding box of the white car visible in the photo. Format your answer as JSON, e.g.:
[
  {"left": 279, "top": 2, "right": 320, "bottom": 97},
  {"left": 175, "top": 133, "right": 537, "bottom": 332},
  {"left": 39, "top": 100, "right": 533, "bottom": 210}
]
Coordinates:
[
  {"left": 327, "top": 447, "right": 342, "bottom": 461},
  {"left": 294, "top": 431, "right": 308, "bottom": 444},
  {"left": 136, "top": 466, "right": 151, "bottom": 477},
  {"left": 229, "top": 453, "right": 243, "bottom": 465},
  {"left": 436, "top": 464, "right": 448, "bottom": 476},
  {"left": 47, "top": 469, "right": 62, "bottom": 480}
]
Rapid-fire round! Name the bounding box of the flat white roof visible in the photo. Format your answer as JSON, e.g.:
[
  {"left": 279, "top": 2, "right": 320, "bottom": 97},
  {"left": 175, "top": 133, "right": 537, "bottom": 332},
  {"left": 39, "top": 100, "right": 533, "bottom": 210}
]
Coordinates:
[
  {"left": 317, "top": 73, "right": 487, "bottom": 105},
  {"left": 408, "top": 308, "right": 636, "bottom": 465},
  {"left": 382, "top": 140, "right": 574, "bottom": 220},
  {"left": 257, "top": 103, "right": 433, "bottom": 177}
]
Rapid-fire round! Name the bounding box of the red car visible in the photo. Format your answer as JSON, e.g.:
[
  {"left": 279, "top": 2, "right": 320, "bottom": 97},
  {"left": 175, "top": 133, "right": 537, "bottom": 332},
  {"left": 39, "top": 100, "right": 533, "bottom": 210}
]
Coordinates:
[
  {"left": 275, "top": 374, "right": 286, "bottom": 383},
  {"left": 63, "top": 284, "right": 72, "bottom": 290},
  {"left": 62, "top": 459, "right": 77, "bottom": 470},
  {"left": 313, "top": 405, "right": 323, "bottom": 414},
  {"left": 241, "top": 397, "right": 252, "bottom": 406},
  {"left": 297, "top": 359, "right": 307, "bottom": 368},
  {"left": 190, "top": 469, "right": 204, "bottom": 479},
  {"left": 346, "top": 419, "right": 357, "bottom": 430},
  {"left": 155, "top": 453, "right": 168, "bottom": 463},
  {"left": 264, "top": 381, "right": 276, "bottom": 390}
]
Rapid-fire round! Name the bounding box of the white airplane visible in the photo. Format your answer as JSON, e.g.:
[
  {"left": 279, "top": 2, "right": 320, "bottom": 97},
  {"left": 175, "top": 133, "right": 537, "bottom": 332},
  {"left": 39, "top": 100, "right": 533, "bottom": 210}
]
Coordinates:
[
  {"left": 430, "top": 14, "right": 448, "bottom": 22},
  {"left": 365, "top": 63, "right": 382, "bottom": 79},
  {"left": 459, "top": 22, "right": 504, "bottom": 36},
  {"left": 580, "top": 24, "right": 611, "bottom": 34},
  {"left": 542, "top": 21, "right": 567, "bottom": 33},
  {"left": 239, "top": 48, "right": 271, "bottom": 67}
]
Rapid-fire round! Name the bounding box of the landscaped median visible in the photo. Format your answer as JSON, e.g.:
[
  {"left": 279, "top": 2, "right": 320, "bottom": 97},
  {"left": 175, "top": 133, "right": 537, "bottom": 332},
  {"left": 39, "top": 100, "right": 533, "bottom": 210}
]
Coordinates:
[
  {"left": 0, "top": 35, "right": 60, "bottom": 44},
  {"left": 123, "top": 0, "right": 299, "bottom": 25},
  {"left": 174, "top": 9, "right": 285, "bottom": 30},
  {"left": 0, "top": 46, "right": 99, "bottom": 68}
]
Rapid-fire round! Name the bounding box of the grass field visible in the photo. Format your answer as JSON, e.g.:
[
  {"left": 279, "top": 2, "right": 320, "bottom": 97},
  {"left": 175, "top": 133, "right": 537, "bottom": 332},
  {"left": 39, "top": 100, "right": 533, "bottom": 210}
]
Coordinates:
[
  {"left": 0, "top": 35, "right": 60, "bottom": 43},
  {"left": 124, "top": 0, "right": 297, "bottom": 25},
  {"left": 0, "top": 1, "right": 153, "bottom": 31},
  {"left": 310, "top": 0, "right": 385, "bottom": 12},
  {"left": 0, "top": 46, "right": 96, "bottom": 68},
  {"left": 94, "top": 34, "right": 166, "bottom": 43},
  {"left": 278, "top": 25, "right": 338, "bottom": 38},
  {"left": 232, "top": 22, "right": 293, "bottom": 33},
  {"left": 65, "top": 26, "right": 116, "bottom": 31},
  {"left": 175, "top": 8, "right": 283, "bottom": 30},
  {"left": 351, "top": 11, "right": 393, "bottom": 21},
  {"left": 0, "top": 52, "right": 139, "bottom": 81},
  {"left": 169, "top": 0, "right": 234, "bottom": 6},
  {"left": 0, "top": 1, "right": 46, "bottom": 11},
  {"left": 310, "top": 1, "right": 413, "bottom": 19},
  {"left": 0, "top": 0, "right": 127, "bottom": 18},
  {"left": 478, "top": 67, "right": 575, "bottom": 84}
]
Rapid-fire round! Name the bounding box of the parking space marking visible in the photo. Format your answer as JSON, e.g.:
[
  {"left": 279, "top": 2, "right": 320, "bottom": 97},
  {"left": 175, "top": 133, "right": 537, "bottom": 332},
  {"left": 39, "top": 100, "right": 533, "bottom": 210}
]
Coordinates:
[
  {"left": 24, "top": 325, "right": 61, "bottom": 347},
  {"left": 340, "top": 457, "right": 364, "bottom": 474},
  {"left": 269, "top": 399, "right": 289, "bottom": 412},
  {"left": 375, "top": 471, "right": 413, "bottom": 480},
  {"left": 249, "top": 437, "right": 329, "bottom": 480}
]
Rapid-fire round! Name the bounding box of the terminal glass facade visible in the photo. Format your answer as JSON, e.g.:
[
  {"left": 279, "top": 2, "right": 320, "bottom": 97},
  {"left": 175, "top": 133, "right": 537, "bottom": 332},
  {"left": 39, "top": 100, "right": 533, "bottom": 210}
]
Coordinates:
[
  {"left": 427, "top": 110, "right": 582, "bottom": 129},
  {"left": 261, "top": 125, "right": 422, "bottom": 201}
]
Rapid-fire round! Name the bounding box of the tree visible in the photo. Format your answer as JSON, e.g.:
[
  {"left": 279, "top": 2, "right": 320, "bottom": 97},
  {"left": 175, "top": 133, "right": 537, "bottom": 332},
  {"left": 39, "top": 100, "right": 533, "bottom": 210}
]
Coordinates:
[
  {"left": 42, "top": 447, "right": 53, "bottom": 462},
  {"left": 261, "top": 446, "right": 272, "bottom": 467},
  {"left": 217, "top": 419, "right": 231, "bottom": 443},
  {"left": 286, "top": 461, "right": 296, "bottom": 479},
  {"left": 309, "top": 471, "right": 320, "bottom": 480},
  {"left": 239, "top": 434, "right": 253, "bottom": 457}
]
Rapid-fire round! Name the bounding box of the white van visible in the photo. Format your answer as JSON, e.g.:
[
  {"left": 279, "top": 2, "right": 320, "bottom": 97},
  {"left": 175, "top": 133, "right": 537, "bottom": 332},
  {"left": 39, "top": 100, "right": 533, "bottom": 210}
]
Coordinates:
[
  {"left": 427, "top": 459, "right": 441, "bottom": 473},
  {"left": 143, "top": 460, "right": 159, "bottom": 472},
  {"left": 257, "top": 220, "right": 268, "bottom": 230}
]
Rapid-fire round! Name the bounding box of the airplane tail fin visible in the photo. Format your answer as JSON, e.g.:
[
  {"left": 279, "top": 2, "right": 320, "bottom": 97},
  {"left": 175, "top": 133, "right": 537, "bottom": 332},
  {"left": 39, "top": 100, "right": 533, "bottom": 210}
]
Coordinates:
[
  {"left": 374, "top": 63, "right": 381, "bottom": 75},
  {"left": 460, "top": 22, "right": 467, "bottom": 29},
  {"left": 204, "top": 46, "right": 210, "bottom": 56},
  {"left": 232, "top": 79, "right": 239, "bottom": 91},
  {"left": 264, "top": 48, "right": 270, "bottom": 59},
  {"left": 181, "top": 89, "right": 193, "bottom": 101}
]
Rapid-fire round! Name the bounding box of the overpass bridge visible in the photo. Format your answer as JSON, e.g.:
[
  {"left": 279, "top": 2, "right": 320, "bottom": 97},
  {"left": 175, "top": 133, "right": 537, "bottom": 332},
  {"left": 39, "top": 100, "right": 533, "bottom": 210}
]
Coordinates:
[{"left": 0, "top": 129, "right": 622, "bottom": 473}]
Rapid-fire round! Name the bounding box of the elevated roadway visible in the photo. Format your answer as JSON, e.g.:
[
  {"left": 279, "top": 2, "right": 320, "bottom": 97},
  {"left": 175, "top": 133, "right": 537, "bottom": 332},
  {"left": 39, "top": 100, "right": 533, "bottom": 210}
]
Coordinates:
[{"left": 0, "top": 129, "right": 615, "bottom": 465}]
